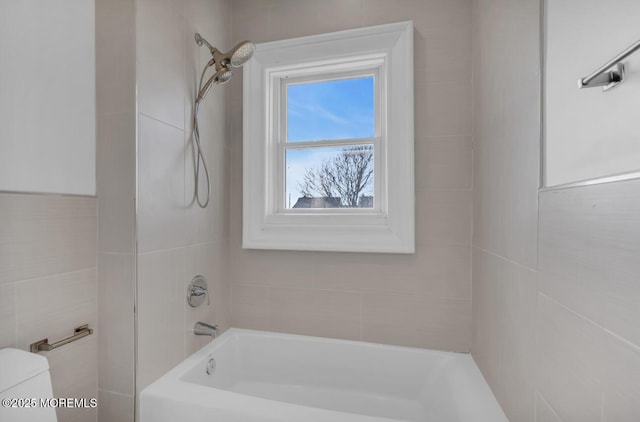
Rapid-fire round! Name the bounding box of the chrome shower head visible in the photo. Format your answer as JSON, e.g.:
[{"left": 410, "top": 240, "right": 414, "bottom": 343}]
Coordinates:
[
  {"left": 195, "top": 34, "right": 255, "bottom": 72},
  {"left": 194, "top": 34, "right": 252, "bottom": 103},
  {"left": 228, "top": 41, "right": 255, "bottom": 67},
  {"left": 196, "top": 67, "right": 232, "bottom": 103}
]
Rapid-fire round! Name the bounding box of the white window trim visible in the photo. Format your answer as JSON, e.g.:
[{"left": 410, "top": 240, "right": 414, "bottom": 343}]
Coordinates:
[{"left": 243, "top": 21, "right": 414, "bottom": 253}]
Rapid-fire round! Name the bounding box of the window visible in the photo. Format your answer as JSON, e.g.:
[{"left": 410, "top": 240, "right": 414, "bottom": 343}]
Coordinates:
[{"left": 243, "top": 21, "right": 414, "bottom": 253}]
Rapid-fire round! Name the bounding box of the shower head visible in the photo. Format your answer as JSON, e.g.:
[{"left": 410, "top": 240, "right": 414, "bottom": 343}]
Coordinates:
[
  {"left": 196, "top": 67, "right": 232, "bottom": 103},
  {"left": 228, "top": 41, "right": 255, "bottom": 67},
  {"left": 194, "top": 34, "right": 253, "bottom": 103},
  {"left": 195, "top": 34, "right": 255, "bottom": 70}
]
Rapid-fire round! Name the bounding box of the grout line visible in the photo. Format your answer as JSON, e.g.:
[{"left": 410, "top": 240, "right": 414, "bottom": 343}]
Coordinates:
[
  {"left": 538, "top": 292, "right": 640, "bottom": 354},
  {"left": 98, "top": 251, "right": 135, "bottom": 257},
  {"left": 11, "top": 266, "right": 98, "bottom": 287},
  {"left": 231, "top": 282, "right": 472, "bottom": 301},
  {"left": 138, "top": 112, "right": 185, "bottom": 133},
  {"left": 137, "top": 245, "right": 189, "bottom": 257},
  {"left": 473, "top": 245, "right": 537, "bottom": 274},
  {"left": 536, "top": 391, "right": 565, "bottom": 422}
]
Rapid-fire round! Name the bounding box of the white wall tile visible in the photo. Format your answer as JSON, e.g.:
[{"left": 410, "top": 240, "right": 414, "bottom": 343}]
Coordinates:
[
  {"left": 268, "top": 0, "right": 363, "bottom": 41},
  {"left": 312, "top": 244, "right": 471, "bottom": 299},
  {"left": 499, "top": 261, "right": 536, "bottom": 422},
  {"left": 0, "top": 193, "right": 98, "bottom": 422},
  {"left": 98, "top": 390, "right": 134, "bottom": 422},
  {"left": 95, "top": 0, "right": 136, "bottom": 115},
  {"left": 232, "top": 1, "right": 269, "bottom": 44},
  {"left": 269, "top": 288, "right": 361, "bottom": 340},
  {"left": 535, "top": 393, "right": 563, "bottom": 422},
  {"left": 471, "top": 247, "right": 503, "bottom": 392},
  {"left": 137, "top": 248, "right": 186, "bottom": 390},
  {"left": 471, "top": 0, "right": 540, "bottom": 270},
  {"left": 416, "top": 137, "right": 473, "bottom": 190},
  {"left": 536, "top": 294, "right": 603, "bottom": 422},
  {"left": 0, "top": 283, "right": 15, "bottom": 348},
  {"left": 97, "top": 112, "right": 136, "bottom": 254},
  {"left": 416, "top": 189, "right": 472, "bottom": 245},
  {"left": 98, "top": 253, "right": 134, "bottom": 395},
  {"left": 230, "top": 284, "right": 269, "bottom": 331},
  {"left": 15, "top": 269, "right": 97, "bottom": 352},
  {"left": 0, "top": 194, "right": 97, "bottom": 284},
  {"left": 137, "top": 115, "right": 186, "bottom": 253},
  {"left": 137, "top": 0, "right": 186, "bottom": 129},
  {"left": 539, "top": 179, "right": 640, "bottom": 347},
  {"left": 603, "top": 389, "right": 640, "bottom": 422},
  {"left": 419, "top": 82, "right": 472, "bottom": 138},
  {"left": 47, "top": 335, "right": 98, "bottom": 422},
  {"left": 471, "top": 1, "right": 541, "bottom": 421},
  {"left": 362, "top": 292, "right": 469, "bottom": 352}
]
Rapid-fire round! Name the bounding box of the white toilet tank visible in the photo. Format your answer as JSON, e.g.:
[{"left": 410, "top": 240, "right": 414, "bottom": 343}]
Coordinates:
[{"left": 0, "top": 348, "right": 57, "bottom": 422}]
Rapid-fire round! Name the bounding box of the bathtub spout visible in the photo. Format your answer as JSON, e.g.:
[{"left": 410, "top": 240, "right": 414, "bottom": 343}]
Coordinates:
[{"left": 194, "top": 322, "right": 219, "bottom": 338}]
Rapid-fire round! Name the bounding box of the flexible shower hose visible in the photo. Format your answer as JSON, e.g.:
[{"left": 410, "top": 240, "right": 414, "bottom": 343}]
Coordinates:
[{"left": 192, "top": 65, "right": 213, "bottom": 208}]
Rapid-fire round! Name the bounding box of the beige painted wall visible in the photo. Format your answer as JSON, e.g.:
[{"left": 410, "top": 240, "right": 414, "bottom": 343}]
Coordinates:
[
  {"left": 0, "top": 1, "right": 96, "bottom": 195},
  {"left": 472, "top": 0, "right": 640, "bottom": 421},
  {"left": 545, "top": 0, "right": 640, "bottom": 186},
  {"left": 228, "top": 0, "right": 474, "bottom": 352}
]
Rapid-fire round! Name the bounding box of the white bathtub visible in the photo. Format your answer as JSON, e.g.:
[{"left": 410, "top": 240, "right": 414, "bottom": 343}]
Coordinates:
[{"left": 140, "top": 329, "right": 507, "bottom": 422}]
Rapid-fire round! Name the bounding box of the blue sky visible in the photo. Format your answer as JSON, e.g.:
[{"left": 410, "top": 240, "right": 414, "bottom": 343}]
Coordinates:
[
  {"left": 285, "top": 77, "right": 375, "bottom": 207},
  {"left": 287, "top": 76, "right": 375, "bottom": 142}
]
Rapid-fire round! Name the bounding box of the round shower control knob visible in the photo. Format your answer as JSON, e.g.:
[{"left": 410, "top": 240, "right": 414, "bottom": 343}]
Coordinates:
[{"left": 187, "top": 275, "right": 209, "bottom": 307}]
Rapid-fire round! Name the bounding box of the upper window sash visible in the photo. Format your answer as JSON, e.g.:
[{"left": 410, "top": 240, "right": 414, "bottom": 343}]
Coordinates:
[{"left": 280, "top": 68, "right": 381, "bottom": 144}]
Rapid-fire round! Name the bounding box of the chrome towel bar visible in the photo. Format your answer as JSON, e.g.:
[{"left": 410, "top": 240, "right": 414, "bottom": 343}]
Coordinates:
[
  {"left": 30, "top": 324, "right": 93, "bottom": 353},
  {"left": 578, "top": 40, "right": 640, "bottom": 92}
]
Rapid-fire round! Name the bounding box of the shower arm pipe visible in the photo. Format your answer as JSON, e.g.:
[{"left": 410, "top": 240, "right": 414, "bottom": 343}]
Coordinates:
[
  {"left": 195, "top": 33, "right": 216, "bottom": 53},
  {"left": 196, "top": 34, "right": 231, "bottom": 68},
  {"left": 578, "top": 39, "right": 640, "bottom": 90}
]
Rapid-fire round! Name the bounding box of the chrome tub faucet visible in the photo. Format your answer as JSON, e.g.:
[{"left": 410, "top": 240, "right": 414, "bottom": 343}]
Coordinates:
[{"left": 194, "top": 322, "right": 219, "bottom": 338}]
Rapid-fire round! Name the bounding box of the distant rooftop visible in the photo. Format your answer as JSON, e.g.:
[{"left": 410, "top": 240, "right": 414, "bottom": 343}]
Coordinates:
[{"left": 292, "top": 196, "right": 341, "bottom": 208}]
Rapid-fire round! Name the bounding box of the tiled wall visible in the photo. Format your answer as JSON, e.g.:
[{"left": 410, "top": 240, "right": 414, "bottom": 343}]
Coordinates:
[
  {"left": 470, "top": 0, "right": 541, "bottom": 419},
  {"left": 228, "top": 0, "right": 473, "bottom": 352},
  {"left": 471, "top": 0, "right": 640, "bottom": 421},
  {"left": 0, "top": 193, "right": 98, "bottom": 422},
  {"left": 96, "top": 0, "right": 233, "bottom": 420},
  {"left": 135, "top": 0, "right": 232, "bottom": 393},
  {"left": 537, "top": 181, "right": 640, "bottom": 422},
  {"left": 95, "top": 0, "right": 136, "bottom": 420}
]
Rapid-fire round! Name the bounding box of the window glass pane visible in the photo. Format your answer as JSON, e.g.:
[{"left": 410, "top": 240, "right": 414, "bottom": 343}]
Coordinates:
[
  {"left": 287, "top": 77, "right": 375, "bottom": 142},
  {"left": 285, "top": 145, "right": 374, "bottom": 209}
]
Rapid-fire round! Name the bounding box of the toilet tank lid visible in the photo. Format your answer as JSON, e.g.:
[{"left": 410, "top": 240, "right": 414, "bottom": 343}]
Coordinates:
[{"left": 0, "top": 348, "right": 50, "bottom": 393}]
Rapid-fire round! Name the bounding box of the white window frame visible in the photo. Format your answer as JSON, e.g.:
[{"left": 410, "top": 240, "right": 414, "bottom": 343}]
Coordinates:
[
  {"left": 243, "top": 21, "right": 414, "bottom": 253},
  {"left": 276, "top": 67, "right": 383, "bottom": 215}
]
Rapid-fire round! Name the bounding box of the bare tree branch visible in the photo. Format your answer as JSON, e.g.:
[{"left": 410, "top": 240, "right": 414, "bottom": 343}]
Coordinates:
[{"left": 298, "top": 145, "right": 374, "bottom": 207}]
